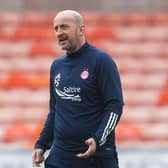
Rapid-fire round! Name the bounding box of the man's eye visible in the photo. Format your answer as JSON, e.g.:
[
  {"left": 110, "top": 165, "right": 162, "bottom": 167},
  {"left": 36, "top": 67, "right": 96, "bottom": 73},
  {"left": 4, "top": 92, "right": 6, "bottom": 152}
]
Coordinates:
[
  {"left": 62, "top": 25, "right": 69, "bottom": 29},
  {"left": 54, "top": 26, "right": 58, "bottom": 31},
  {"left": 54, "top": 25, "right": 69, "bottom": 32}
]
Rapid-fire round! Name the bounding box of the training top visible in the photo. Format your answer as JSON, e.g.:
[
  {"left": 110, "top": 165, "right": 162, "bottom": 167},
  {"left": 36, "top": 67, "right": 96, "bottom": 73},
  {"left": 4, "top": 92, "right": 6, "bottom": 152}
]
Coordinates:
[{"left": 35, "top": 42, "right": 124, "bottom": 153}]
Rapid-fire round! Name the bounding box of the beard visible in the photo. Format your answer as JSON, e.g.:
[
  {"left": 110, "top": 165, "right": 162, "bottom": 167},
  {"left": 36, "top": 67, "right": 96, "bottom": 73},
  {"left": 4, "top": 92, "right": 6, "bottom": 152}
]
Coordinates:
[
  {"left": 64, "top": 43, "right": 77, "bottom": 53},
  {"left": 58, "top": 32, "right": 79, "bottom": 53}
]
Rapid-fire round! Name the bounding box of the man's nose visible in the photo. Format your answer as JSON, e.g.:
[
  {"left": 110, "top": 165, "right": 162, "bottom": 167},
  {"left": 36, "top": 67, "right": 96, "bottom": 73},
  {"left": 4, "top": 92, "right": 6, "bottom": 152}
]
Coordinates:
[{"left": 56, "top": 28, "right": 63, "bottom": 36}]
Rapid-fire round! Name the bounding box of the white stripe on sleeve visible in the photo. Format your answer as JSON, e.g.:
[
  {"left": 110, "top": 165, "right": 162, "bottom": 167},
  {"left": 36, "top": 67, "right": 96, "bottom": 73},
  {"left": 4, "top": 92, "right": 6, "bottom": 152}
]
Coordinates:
[{"left": 99, "top": 112, "right": 118, "bottom": 146}]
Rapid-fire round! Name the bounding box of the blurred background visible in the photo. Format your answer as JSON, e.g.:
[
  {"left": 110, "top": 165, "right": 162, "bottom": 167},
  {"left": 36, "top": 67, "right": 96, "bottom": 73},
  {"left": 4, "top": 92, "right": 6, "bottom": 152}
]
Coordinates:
[{"left": 0, "top": 0, "right": 168, "bottom": 167}]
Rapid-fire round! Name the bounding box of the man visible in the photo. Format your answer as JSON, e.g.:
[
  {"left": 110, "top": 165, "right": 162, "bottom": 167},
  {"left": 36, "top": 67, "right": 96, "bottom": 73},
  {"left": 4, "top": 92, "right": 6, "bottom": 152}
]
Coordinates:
[{"left": 32, "top": 10, "right": 124, "bottom": 168}]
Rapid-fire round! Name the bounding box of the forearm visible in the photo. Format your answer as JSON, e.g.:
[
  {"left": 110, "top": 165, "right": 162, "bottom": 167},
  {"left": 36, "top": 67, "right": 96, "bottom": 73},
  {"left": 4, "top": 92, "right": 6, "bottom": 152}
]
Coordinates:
[
  {"left": 94, "top": 102, "right": 123, "bottom": 147},
  {"left": 35, "top": 111, "right": 55, "bottom": 150}
]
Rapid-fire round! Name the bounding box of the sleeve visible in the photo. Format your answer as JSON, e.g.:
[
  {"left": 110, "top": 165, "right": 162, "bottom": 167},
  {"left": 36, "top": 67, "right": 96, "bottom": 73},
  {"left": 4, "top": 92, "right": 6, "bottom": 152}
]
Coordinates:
[
  {"left": 93, "top": 54, "right": 124, "bottom": 147},
  {"left": 34, "top": 62, "right": 56, "bottom": 150}
]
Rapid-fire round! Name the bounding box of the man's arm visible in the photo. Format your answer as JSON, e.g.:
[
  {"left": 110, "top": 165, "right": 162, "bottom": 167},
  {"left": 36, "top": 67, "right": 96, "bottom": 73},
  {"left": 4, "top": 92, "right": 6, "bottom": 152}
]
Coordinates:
[
  {"left": 77, "top": 53, "right": 124, "bottom": 158},
  {"left": 32, "top": 62, "right": 56, "bottom": 165},
  {"left": 93, "top": 53, "right": 124, "bottom": 148}
]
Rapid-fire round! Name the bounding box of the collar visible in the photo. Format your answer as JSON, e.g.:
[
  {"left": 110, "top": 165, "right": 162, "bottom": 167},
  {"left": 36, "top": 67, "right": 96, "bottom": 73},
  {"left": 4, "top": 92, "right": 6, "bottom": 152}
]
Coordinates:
[{"left": 66, "top": 41, "right": 89, "bottom": 59}]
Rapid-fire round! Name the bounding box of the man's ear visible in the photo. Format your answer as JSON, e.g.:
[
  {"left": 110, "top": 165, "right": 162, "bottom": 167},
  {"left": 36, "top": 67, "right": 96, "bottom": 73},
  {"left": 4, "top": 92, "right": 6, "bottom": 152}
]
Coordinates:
[{"left": 79, "top": 24, "right": 85, "bottom": 36}]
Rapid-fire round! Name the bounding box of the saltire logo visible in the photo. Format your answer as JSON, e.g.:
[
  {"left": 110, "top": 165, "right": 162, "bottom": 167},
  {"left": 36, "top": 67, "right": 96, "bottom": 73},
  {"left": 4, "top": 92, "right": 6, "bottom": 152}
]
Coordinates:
[{"left": 54, "top": 73, "right": 81, "bottom": 102}]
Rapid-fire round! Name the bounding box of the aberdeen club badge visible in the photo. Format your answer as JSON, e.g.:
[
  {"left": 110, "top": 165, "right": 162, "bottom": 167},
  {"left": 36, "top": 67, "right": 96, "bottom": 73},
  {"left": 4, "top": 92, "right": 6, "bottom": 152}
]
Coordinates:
[{"left": 80, "top": 69, "right": 89, "bottom": 79}]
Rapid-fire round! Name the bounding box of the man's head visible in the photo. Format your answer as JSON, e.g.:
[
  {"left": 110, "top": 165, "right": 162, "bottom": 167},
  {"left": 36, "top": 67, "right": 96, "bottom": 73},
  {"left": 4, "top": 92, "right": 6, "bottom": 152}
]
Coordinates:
[{"left": 53, "top": 10, "right": 85, "bottom": 53}]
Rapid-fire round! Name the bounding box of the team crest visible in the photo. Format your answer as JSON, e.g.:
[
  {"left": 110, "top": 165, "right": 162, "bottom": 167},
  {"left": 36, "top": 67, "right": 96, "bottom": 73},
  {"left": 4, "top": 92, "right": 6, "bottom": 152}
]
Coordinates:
[{"left": 80, "top": 69, "right": 89, "bottom": 79}]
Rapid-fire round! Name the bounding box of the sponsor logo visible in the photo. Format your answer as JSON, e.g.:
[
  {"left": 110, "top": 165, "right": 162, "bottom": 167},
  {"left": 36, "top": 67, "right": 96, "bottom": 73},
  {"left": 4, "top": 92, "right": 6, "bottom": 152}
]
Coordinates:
[
  {"left": 80, "top": 69, "right": 89, "bottom": 79},
  {"left": 54, "top": 73, "right": 81, "bottom": 102}
]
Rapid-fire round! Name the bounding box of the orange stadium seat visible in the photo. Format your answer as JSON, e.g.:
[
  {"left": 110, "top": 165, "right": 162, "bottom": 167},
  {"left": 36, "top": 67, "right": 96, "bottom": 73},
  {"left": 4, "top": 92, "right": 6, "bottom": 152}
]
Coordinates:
[
  {"left": 12, "top": 26, "right": 55, "bottom": 41},
  {"left": 158, "top": 89, "right": 168, "bottom": 105},
  {"left": 30, "top": 74, "right": 49, "bottom": 89},
  {"left": 26, "top": 120, "right": 45, "bottom": 148},
  {"left": 2, "top": 121, "right": 32, "bottom": 143},
  {"left": 30, "top": 42, "right": 57, "bottom": 57},
  {"left": 6, "top": 73, "right": 32, "bottom": 89},
  {"left": 165, "top": 76, "right": 168, "bottom": 88},
  {"left": 1, "top": 12, "right": 168, "bottom": 147},
  {"left": 158, "top": 76, "right": 168, "bottom": 105},
  {"left": 99, "top": 13, "right": 124, "bottom": 25},
  {"left": 20, "top": 12, "right": 54, "bottom": 26},
  {"left": 0, "top": 76, "right": 8, "bottom": 88},
  {"left": 5, "top": 73, "right": 49, "bottom": 89},
  {"left": 89, "top": 40, "right": 108, "bottom": 52},
  {"left": 123, "top": 13, "right": 149, "bottom": 26},
  {"left": 88, "top": 26, "right": 117, "bottom": 41},
  {"left": 81, "top": 12, "right": 99, "bottom": 24},
  {"left": 0, "top": 12, "right": 20, "bottom": 25},
  {"left": 150, "top": 13, "right": 168, "bottom": 25},
  {"left": 0, "top": 30, "right": 10, "bottom": 41},
  {"left": 116, "top": 122, "right": 143, "bottom": 142}
]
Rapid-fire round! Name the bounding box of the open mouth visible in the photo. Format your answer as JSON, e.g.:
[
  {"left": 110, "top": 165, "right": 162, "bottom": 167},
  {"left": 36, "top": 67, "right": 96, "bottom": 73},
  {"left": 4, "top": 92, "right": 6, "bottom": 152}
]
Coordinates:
[
  {"left": 58, "top": 36, "right": 68, "bottom": 45},
  {"left": 59, "top": 39, "right": 68, "bottom": 45}
]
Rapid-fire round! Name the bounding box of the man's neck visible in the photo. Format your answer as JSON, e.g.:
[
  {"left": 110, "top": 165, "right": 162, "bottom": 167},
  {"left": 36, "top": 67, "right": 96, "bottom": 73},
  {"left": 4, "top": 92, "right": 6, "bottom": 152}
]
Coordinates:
[{"left": 67, "top": 38, "right": 86, "bottom": 54}]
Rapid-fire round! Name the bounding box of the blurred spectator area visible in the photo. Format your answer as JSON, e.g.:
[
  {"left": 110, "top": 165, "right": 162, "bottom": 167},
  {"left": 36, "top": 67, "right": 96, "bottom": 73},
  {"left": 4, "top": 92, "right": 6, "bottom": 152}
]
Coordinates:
[
  {"left": 0, "top": 11, "right": 168, "bottom": 148},
  {"left": 0, "top": 0, "right": 168, "bottom": 12}
]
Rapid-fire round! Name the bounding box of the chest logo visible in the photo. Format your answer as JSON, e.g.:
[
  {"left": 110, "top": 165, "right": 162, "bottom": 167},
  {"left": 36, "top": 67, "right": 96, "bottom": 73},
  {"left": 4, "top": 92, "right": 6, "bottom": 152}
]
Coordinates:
[
  {"left": 80, "top": 69, "right": 89, "bottom": 80},
  {"left": 54, "top": 73, "right": 81, "bottom": 102}
]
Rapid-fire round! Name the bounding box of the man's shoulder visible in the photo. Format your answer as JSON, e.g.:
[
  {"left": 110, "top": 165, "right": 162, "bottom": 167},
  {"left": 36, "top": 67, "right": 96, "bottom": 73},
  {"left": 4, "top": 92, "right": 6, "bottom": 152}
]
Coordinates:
[
  {"left": 87, "top": 44, "right": 117, "bottom": 70},
  {"left": 51, "top": 54, "right": 66, "bottom": 67},
  {"left": 88, "top": 43, "right": 111, "bottom": 60},
  {"left": 88, "top": 45, "right": 116, "bottom": 67}
]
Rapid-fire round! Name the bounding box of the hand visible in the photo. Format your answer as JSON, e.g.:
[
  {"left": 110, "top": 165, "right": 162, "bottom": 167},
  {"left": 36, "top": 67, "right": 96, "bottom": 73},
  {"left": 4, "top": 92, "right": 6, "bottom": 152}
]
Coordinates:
[
  {"left": 76, "top": 137, "right": 96, "bottom": 159},
  {"left": 32, "top": 148, "right": 45, "bottom": 167}
]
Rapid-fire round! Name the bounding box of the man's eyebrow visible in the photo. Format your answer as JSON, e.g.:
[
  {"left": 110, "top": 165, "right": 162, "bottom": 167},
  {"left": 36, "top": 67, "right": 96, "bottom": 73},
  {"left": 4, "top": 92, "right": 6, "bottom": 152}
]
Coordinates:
[
  {"left": 54, "top": 23, "right": 69, "bottom": 27},
  {"left": 54, "top": 24, "right": 70, "bottom": 31}
]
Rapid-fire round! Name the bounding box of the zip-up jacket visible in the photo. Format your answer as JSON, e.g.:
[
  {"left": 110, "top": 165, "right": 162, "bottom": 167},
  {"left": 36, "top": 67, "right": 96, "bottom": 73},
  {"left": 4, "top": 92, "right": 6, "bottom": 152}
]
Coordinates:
[{"left": 35, "top": 42, "right": 124, "bottom": 153}]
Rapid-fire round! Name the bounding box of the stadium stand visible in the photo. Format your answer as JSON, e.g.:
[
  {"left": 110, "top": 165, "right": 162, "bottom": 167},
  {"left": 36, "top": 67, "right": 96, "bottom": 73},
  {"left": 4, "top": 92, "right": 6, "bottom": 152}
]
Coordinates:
[
  {"left": 158, "top": 76, "right": 168, "bottom": 105},
  {"left": 0, "top": 12, "right": 168, "bottom": 148}
]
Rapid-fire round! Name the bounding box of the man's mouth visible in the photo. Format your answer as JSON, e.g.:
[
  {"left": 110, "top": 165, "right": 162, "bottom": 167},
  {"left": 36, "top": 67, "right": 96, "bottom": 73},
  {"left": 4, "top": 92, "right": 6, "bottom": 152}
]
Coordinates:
[
  {"left": 58, "top": 38, "right": 68, "bottom": 45},
  {"left": 59, "top": 40, "right": 67, "bottom": 44}
]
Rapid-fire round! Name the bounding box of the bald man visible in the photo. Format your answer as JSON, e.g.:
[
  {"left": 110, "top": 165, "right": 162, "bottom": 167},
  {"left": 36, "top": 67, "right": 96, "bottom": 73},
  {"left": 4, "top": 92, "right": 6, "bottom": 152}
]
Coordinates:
[{"left": 32, "top": 10, "right": 124, "bottom": 168}]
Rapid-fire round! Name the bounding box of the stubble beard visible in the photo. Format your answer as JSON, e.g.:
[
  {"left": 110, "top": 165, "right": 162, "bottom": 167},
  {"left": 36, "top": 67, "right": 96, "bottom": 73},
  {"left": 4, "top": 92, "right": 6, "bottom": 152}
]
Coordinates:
[{"left": 62, "top": 39, "right": 78, "bottom": 53}]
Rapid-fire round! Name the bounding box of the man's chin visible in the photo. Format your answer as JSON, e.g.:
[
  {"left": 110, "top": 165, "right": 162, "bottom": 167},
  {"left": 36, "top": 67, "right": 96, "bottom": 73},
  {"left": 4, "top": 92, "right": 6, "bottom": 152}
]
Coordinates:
[
  {"left": 59, "top": 44, "right": 68, "bottom": 50},
  {"left": 59, "top": 44, "right": 75, "bottom": 53},
  {"left": 61, "top": 46, "right": 69, "bottom": 51}
]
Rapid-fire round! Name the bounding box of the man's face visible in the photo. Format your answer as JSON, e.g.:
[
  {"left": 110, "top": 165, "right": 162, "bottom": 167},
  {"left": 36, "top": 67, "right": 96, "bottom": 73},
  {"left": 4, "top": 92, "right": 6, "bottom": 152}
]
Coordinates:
[{"left": 54, "top": 15, "right": 81, "bottom": 53}]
